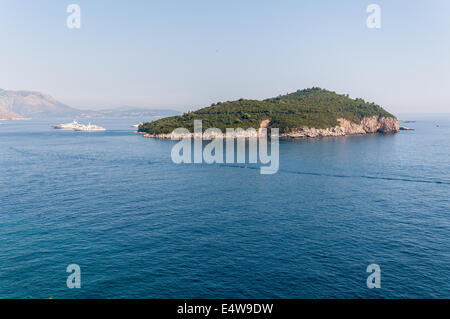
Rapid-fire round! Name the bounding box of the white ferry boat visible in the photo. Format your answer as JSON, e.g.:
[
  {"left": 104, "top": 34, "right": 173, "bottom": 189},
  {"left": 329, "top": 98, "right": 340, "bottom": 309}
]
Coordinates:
[
  {"left": 73, "top": 123, "right": 106, "bottom": 132},
  {"left": 52, "top": 120, "right": 83, "bottom": 130}
]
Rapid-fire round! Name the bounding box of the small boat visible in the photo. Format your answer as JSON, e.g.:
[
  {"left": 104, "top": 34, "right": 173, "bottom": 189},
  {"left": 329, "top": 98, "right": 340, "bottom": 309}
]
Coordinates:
[
  {"left": 52, "top": 120, "right": 83, "bottom": 130},
  {"left": 131, "top": 123, "right": 143, "bottom": 128},
  {"left": 73, "top": 123, "right": 106, "bottom": 132}
]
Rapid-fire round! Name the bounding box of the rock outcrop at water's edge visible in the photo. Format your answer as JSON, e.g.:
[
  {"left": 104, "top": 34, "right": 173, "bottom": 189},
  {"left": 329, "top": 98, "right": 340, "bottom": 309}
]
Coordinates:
[
  {"left": 142, "top": 116, "right": 399, "bottom": 139},
  {"left": 283, "top": 116, "right": 399, "bottom": 138}
]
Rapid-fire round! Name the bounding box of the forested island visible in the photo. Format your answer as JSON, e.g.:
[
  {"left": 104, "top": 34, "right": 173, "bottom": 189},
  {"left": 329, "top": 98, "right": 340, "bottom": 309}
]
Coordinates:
[{"left": 139, "top": 88, "right": 399, "bottom": 138}]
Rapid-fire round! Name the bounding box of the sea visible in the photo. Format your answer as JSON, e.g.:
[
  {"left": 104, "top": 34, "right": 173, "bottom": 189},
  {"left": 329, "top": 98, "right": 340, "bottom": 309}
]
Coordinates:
[{"left": 0, "top": 114, "right": 449, "bottom": 299}]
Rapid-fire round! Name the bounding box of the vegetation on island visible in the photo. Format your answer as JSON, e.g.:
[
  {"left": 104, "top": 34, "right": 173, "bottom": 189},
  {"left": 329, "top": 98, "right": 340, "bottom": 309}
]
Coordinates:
[{"left": 139, "top": 88, "right": 396, "bottom": 134}]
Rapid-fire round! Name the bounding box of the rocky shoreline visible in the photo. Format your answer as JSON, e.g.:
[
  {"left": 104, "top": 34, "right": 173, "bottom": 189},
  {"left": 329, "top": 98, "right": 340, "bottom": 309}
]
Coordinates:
[
  {"left": 282, "top": 116, "right": 399, "bottom": 138},
  {"left": 141, "top": 116, "right": 399, "bottom": 140}
]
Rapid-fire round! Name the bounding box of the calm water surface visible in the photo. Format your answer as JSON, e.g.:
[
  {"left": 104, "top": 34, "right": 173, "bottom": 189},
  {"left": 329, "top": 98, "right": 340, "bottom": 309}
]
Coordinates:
[{"left": 0, "top": 115, "right": 449, "bottom": 298}]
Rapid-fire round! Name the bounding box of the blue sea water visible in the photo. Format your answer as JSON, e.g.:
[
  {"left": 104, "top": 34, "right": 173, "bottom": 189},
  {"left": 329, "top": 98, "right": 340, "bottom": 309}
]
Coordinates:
[{"left": 0, "top": 115, "right": 449, "bottom": 299}]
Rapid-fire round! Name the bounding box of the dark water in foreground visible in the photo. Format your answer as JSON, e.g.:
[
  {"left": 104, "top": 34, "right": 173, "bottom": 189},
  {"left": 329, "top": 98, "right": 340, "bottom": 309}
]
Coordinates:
[{"left": 0, "top": 115, "right": 449, "bottom": 299}]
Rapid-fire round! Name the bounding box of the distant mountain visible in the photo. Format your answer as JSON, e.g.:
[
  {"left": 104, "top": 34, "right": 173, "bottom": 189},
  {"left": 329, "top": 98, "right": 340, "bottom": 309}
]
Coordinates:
[
  {"left": 0, "top": 89, "right": 80, "bottom": 118},
  {"left": 0, "top": 89, "right": 181, "bottom": 119},
  {"left": 80, "top": 106, "right": 180, "bottom": 118},
  {"left": 0, "top": 106, "right": 28, "bottom": 120}
]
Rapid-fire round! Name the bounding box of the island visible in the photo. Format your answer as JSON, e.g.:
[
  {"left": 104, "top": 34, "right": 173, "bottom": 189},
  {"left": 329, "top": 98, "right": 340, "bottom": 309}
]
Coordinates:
[{"left": 138, "top": 88, "right": 399, "bottom": 139}]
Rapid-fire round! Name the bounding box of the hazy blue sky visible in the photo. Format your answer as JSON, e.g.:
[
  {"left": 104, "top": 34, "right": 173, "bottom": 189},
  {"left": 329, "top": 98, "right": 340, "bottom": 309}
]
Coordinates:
[{"left": 0, "top": 0, "right": 449, "bottom": 113}]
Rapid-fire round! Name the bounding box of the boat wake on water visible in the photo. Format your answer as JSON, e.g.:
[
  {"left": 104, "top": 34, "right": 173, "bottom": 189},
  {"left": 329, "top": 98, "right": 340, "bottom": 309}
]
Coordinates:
[{"left": 215, "top": 164, "right": 450, "bottom": 185}]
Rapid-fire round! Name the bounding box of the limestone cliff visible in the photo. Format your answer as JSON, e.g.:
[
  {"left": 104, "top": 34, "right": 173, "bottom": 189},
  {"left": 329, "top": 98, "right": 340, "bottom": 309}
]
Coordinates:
[{"left": 283, "top": 116, "right": 399, "bottom": 138}]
